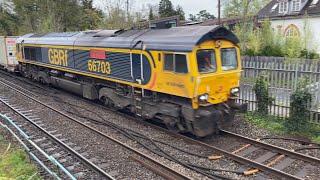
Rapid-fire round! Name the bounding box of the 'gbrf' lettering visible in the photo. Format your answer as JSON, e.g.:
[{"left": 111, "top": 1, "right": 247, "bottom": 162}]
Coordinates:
[{"left": 48, "top": 49, "right": 68, "bottom": 66}]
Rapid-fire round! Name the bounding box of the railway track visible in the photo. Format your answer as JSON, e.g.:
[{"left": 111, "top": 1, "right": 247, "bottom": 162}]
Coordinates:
[
  {"left": 122, "top": 117, "right": 320, "bottom": 180},
  {"left": 1, "top": 71, "right": 320, "bottom": 179},
  {"left": 49, "top": 92, "right": 320, "bottom": 179},
  {"left": 214, "top": 130, "right": 320, "bottom": 178},
  {"left": 0, "top": 98, "right": 114, "bottom": 180},
  {"left": 0, "top": 76, "right": 193, "bottom": 180}
]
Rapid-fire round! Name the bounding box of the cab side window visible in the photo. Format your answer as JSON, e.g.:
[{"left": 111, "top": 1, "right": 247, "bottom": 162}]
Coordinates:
[
  {"left": 164, "top": 54, "right": 174, "bottom": 71},
  {"left": 164, "top": 53, "right": 188, "bottom": 74},
  {"left": 175, "top": 54, "right": 188, "bottom": 73}
]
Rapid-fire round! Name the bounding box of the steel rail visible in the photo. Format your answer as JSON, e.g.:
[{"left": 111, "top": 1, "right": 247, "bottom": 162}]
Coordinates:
[
  {"left": 46, "top": 88, "right": 304, "bottom": 179},
  {"left": 0, "top": 77, "right": 39, "bottom": 97},
  {"left": 220, "top": 130, "right": 320, "bottom": 165},
  {"left": 129, "top": 155, "right": 187, "bottom": 180},
  {"left": 0, "top": 72, "right": 306, "bottom": 179},
  {"left": 0, "top": 82, "right": 115, "bottom": 180},
  {"left": 77, "top": 99, "right": 304, "bottom": 179},
  {"left": 134, "top": 124, "right": 302, "bottom": 180},
  {"left": 0, "top": 115, "right": 62, "bottom": 180},
  {"left": 0, "top": 79, "right": 192, "bottom": 180}
]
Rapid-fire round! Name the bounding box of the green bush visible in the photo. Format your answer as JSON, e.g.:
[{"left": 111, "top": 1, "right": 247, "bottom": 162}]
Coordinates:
[
  {"left": 253, "top": 73, "right": 273, "bottom": 115},
  {"left": 285, "top": 78, "right": 312, "bottom": 132},
  {"left": 259, "top": 45, "right": 284, "bottom": 57},
  {"left": 300, "top": 49, "right": 320, "bottom": 59}
]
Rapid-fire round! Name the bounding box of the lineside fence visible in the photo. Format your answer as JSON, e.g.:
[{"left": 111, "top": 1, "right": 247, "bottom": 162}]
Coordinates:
[{"left": 239, "top": 56, "right": 320, "bottom": 124}]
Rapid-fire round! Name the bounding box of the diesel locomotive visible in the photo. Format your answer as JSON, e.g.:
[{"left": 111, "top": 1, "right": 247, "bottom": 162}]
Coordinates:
[{"left": 15, "top": 26, "right": 247, "bottom": 137}]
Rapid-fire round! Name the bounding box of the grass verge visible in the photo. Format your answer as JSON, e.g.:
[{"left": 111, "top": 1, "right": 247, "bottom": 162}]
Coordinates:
[
  {"left": 0, "top": 134, "right": 42, "bottom": 180},
  {"left": 244, "top": 112, "right": 320, "bottom": 144}
]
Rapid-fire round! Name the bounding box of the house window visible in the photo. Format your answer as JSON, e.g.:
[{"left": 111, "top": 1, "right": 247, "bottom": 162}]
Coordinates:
[
  {"left": 285, "top": 25, "right": 300, "bottom": 38},
  {"left": 271, "top": 4, "right": 278, "bottom": 12},
  {"left": 164, "top": 53, "right": 188, "bottom": 74},
  {"left": 279, "top": 1, "right": 288, "bottom": 13},
  {"left": 292, "top": 0, "right": 300, "bottom": 11}
]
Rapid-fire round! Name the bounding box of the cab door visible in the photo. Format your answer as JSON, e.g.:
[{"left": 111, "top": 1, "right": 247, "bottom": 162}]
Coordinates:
[
  {"left": 157, "top": 53, "right": 193, "bottom": 98},
  {"left": 131, "top": 52, "right": 144, "bottom": 84}
]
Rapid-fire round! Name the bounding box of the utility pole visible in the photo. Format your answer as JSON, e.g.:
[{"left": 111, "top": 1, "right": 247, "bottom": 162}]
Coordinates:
[
  {"left": 126, "top": 0, "right": 130, "bottom": 22},
  {"left": 218, "top": 0, "right": 221, "bottom": 25}
]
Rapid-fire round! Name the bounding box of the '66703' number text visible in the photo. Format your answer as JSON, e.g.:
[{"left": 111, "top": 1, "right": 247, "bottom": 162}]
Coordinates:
[{"left": 88, "top": 60, "right": 111, "bottom": 74}]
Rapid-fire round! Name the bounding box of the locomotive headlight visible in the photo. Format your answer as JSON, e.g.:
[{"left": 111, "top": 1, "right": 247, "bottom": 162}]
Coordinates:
[
  {"left": 198, "top": 94, "right": 209, "bottom": 102},
  {"left": 230, "top": 87, "right": 240, "bottom": 95}
]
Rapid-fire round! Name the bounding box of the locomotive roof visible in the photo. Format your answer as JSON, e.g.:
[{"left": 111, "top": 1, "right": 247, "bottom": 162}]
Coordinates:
[{"left": 17, "top": 26, "right": 239, "bottom": 52}]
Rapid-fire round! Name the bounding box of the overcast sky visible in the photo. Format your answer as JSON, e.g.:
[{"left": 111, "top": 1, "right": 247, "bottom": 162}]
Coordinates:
[{"left": 93, "top": 0, "right": 219, "bottom": 18}]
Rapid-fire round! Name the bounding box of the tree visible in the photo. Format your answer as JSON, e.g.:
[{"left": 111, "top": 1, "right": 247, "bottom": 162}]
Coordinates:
[
  {"left": 148, "top": 6, "right": 154, "bottom": 20},
  {"left": 0, "top": 0, "right": 149, "bottom": 34},
  {"left": 197, "top": 10, "right": 215, "bottom": 21},
  {"left": 101, "top": 0, "right": 133, "bottom": 29},
  {"left": 175, "top": 5, "right": 185, "bottom": 20},
  {"left": 80, "top": 0, "right": 103, "bottom": 30},
  {"left": 188, "top": 14, "right": 197, "bottom": 21},
  {"left": 223, "top": 0, "right": 269, "bottom": 17},
  {"left": 0, "top": 2, "right": 19, "bottom": 35},
  {"left": 159, "top": 0, "right": 175, "bottom": 18},
  {"left": 146, "top": 3, "right": 159, "bottom": 20},
  {"left": 82, "top": 0, "right": 93, "bottom": 10},
  {"left": 188, "top": 10, "right": 215, "bottom": 21},
  {"left": 9, "top": 0, "right": 85, "bottom": 33}
]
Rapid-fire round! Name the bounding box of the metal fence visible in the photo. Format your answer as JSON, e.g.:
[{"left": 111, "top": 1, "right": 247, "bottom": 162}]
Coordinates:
[{"left": 239, "top": 56, "right": 320, "bottom": 124}]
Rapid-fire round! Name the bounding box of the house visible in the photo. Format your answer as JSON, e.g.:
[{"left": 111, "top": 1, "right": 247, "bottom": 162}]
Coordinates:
[
  {"left": 149, "top": 15, "right": 248, "bottom": 30},
  {"left": 149, "top": 16, "right": 181, "bottom": 29},
  {"left": 181, "top": 16, "right": 246, "bottom": 30},
  {"left": 257, "top": 0, "right": 320, "bottom": 51}
]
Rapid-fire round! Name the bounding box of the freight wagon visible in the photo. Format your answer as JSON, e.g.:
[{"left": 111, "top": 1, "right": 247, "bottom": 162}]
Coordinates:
[{"left": 0, "top": 36, "right": 19, "bottom": 72}]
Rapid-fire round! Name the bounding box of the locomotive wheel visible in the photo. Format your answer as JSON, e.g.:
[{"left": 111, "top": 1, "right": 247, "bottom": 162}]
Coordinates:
[
  {"left": 104, "top": 97, "right": 117, "bottom": 111},
  {"left": 166, "top": 123, "right": 181, "bottom": 133},
  {"left": 163, "top": 116, "right": 184, "bottom": 133},
  {"left": 221, "top": 103, "right": 235, "bottom": 128}
]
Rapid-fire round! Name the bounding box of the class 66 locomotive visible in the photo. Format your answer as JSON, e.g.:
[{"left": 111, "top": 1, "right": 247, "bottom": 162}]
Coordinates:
[{"left": 15, "top": 26, "right": 247, "bottom": 137}]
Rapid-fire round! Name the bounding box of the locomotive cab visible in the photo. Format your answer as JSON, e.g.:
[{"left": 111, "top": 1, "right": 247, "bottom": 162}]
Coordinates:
[
  {"left": 194, "top": 41, "right": 240, "bottom": 106},
  {"left": 189, "top": 39, "right": 247, "bottom": 137}
]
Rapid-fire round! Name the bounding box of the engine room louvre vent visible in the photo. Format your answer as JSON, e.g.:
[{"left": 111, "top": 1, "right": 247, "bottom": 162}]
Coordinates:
[
  {"left": 93, "top": 29, "right": 125, "bottom": 37},
  {"left": 43, "top": 32, "right": 81, "bottom": 37},
  {"left": 29, "top": 33, "right": 48, "bottom": 38}
]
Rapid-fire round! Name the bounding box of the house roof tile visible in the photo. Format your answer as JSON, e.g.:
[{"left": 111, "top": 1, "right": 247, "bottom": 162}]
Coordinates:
[{"left": 257, "top": 0, "right": 320, "bottom": 19}]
